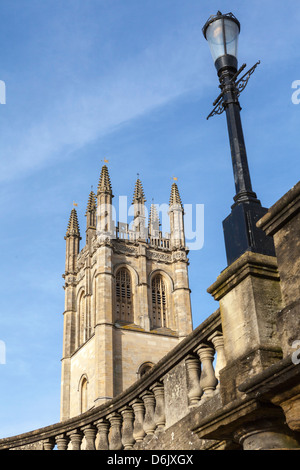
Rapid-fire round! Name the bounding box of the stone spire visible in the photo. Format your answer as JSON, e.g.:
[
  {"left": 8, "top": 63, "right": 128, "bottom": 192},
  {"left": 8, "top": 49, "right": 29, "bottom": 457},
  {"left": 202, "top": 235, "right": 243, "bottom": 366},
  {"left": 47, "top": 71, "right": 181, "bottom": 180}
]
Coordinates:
[
  {"left": 97, "top": 165, "right": 114, "bottom": 238},
  {"left": 85, "top": 191, "right": 97, "bottom": 247},
  {"left": 132, "top": 178, "right": 146, "bottom": 204},
  {"left": 66, "top": 208, "right": 81, "bottom": 237},
  {"left": 149, "top": 203, "right": 160, "bottom": 237},
  {"left": 98, "top": 165, "right": 113, "bottom": 195},
  {"left": 64, "top": 208, "right": 81, "bottom": 276},
  {"left": 86, "top": 191, "right": 97, "bottom": 215},
  {"left": 132, "top": 177, "right": 146, "bottom": 239},
  {"left": 149, "top": 203, "right": 159, "bottom": 225},
  {"left": 169, "top": 182, "right": 183, "bottom": 208},
  {"left": 169, "top": 182, "right": 185, "bottom": 249}
]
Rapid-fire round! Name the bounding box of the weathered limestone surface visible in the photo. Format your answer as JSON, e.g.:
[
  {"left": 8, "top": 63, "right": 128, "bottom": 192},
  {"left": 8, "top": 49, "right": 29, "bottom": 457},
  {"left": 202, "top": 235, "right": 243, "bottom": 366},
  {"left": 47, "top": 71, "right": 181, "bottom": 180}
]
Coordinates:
[
  {"left": 113, "top": 327, "right": 179, "bottom": 397},
  {"left": 207, "top": 251, "right": 283, "bottom": 405},
  {"left": 163, "top": 360, "right": 189, "bottom": 428},
  {"left": 257, "top": 181, "right": 300, "bottom": 308},
  {"left": 239, "top": 180, "right": 300, "bottom": 436},
  {"left": 258, "top": 180, "right": 300, "bottom": 358}
]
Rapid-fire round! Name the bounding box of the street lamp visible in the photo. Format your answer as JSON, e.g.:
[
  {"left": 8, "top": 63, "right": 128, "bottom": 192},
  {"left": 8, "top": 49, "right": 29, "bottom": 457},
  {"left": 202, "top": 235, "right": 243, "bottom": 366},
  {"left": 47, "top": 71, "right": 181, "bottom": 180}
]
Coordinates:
[
  {"left": 203, "top": 11, "right": 240, "bottom": 73},
  {"left": 202, "top": 11, "right": 275, "bottom": 265}
]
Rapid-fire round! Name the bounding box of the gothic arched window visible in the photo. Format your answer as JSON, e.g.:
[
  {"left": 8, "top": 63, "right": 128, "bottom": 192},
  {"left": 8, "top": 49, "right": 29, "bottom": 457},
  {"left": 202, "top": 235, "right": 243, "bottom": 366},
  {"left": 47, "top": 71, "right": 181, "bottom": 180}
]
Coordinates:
[
  {"left": 151, "top": 274, "right": 167, "bottom": 329},
  {"left": 115, "top": 268, "right": 133, "bottom": 323},
  {"left": 138, "top": 362, "right": 154, "bottom": 379},
  {"left": 80, "top": 376, "right": 88, "bottom": 413}
]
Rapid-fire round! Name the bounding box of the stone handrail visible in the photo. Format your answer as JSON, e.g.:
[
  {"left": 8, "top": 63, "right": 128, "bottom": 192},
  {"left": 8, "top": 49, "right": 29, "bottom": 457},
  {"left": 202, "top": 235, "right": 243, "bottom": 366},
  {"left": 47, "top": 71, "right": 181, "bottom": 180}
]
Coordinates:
[{"left": 0, "top": 309, "right": 222, "bottom": 450}]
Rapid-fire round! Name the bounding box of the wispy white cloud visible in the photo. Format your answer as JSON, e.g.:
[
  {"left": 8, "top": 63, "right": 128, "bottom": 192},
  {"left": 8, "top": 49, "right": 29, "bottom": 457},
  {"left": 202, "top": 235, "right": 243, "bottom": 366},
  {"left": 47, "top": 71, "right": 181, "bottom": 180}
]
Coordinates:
[
  {"left": 1, "top": 22, "right": 209, "bottom": 184},
  {"left": 1, "top": 1, "right": 299, "bottom": 185}
]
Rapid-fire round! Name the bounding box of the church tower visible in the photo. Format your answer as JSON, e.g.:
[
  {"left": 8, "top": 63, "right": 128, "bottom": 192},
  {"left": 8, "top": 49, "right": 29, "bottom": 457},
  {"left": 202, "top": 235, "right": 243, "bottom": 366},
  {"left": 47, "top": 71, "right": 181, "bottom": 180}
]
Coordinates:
[{"left": 60, "top": 165, "right": 193, "bottom": 421}]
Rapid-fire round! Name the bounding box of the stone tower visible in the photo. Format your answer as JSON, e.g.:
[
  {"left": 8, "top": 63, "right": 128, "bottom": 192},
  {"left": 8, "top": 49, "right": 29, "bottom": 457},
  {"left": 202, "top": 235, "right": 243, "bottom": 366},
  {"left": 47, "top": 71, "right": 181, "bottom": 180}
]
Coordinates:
[{"left": 60, "top": 165, "right": 193, "bottom": 420}]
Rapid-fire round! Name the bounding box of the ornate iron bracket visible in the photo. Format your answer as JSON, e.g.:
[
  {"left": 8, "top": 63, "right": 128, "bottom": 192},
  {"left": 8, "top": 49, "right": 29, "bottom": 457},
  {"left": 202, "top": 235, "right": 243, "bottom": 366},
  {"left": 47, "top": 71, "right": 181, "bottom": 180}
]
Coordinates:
[
  {"left": 206, "top": 100, "right": 225, "bottom": 120},
  {"left": 235, "top": 60, "right": 260, "bottom": 96},
  {"left": 206, "top": 60, "right": 260, "bottom": 120}
]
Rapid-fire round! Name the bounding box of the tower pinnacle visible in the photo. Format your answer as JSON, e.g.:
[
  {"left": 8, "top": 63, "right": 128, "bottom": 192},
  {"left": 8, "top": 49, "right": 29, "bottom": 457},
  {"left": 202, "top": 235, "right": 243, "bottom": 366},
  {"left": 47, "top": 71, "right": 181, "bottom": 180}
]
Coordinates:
[
  {"left": 149, "top": 203, "right": 160, "bottom": 237},
  {"left": 169, "top": 182, "right": 185, "bottom": 249},
  {"left": 97, "top": 165, "right": 114, "bottom": 238},
  {"left": 169, "top": 182, "right": 183, "bottom": 207},
  {"left": 85, "top": 191, "right": 97, "bottom": 215},
  {"left": 98, "top": 165, "right": 113, "bottom": 195},
  {"left": 132, "top": 177, "right": 146, "bottom": 239},
  {"left": 85, "top": 191, "right": 97, "bottom": 246},
  {"left": 132, "top": 178, "right": 146, "bottom": 204},
  {"left": 66, "top": 208, "right": 80, "bottom": 237}
]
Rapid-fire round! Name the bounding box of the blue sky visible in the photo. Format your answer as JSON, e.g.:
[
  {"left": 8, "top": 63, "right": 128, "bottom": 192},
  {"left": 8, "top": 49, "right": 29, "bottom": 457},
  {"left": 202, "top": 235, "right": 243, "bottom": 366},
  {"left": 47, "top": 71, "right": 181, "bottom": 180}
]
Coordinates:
[{"left": 0, "top": 0, "right": 299, "bottom": 438}]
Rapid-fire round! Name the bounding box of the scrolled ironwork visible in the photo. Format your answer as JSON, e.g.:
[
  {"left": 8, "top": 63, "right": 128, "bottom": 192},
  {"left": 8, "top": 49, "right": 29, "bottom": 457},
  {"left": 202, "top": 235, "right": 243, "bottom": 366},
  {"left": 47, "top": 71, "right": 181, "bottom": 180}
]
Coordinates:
[
  {"left": 207, "top": 60, "right": 260, "bottom": 120},
  {"left": 235, "top": 60, "right": 260, "bottom": 97},
  {"left": 206, "top": 101, "right": 225, "bottom": 120}
]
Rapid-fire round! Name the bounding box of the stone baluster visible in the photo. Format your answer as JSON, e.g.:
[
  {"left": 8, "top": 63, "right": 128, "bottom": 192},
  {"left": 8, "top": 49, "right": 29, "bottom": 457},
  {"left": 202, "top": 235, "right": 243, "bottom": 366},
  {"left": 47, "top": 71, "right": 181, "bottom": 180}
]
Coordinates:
[
  {"left": 43, "top": 438, "right": 55, "bottom": 450},
  {"left": 151, "top": 382, "right": 166, "bottom": 431},
  {"left": 130, "top": 398, "right": 146, "bottom": 442},
  {"left": 141, "top": 390, "right": 156, "bottom": 436},
  {"left": 208, "top": 331, "right": 226, "bottom": 383},
  {"left": 107, "top": 412, "right": 123, "bottom": 450},
  {"left": 196, "top": 344, "right": 218, "bottom": 401},
  {"left": 68, "top": 429, "right": 83, "bottom": 450},
  {"left": 82, "top": 424, "right": 97, "bottom": 450},
  {"left": 185, "top": 354, "right": 202, "bottom": 407},
  {"left": 55, "top": 433, "right": 69, "bottom": 450},
  {"left": 95, "top": 418, "right": 110, "bottom": 450},
  {"left": 120, "top": 406, "right": 135, "bottom": 450}
]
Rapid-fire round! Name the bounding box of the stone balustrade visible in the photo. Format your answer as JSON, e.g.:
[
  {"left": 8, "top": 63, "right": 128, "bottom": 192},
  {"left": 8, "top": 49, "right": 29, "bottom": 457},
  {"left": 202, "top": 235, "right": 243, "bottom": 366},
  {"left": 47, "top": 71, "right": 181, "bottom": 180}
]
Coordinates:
[
  {"left": 185, "top": 331, "right": 226, "bottom": 408},
  {"left": 149, "top": 236, "right": 170, "bottom": 249},
  {"left": 113, "top": 222, "right": 170, "bottom": 249},
  {"left": 0, "top": 309, "right": 222, "bottom": 451}
]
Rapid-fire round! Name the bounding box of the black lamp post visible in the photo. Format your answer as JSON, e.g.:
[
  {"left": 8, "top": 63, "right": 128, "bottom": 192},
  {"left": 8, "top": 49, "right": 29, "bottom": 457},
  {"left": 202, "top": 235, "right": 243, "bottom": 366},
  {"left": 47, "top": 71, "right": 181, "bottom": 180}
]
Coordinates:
[{"left": 203, "top": 11, "right": 275, "bottom": 265}]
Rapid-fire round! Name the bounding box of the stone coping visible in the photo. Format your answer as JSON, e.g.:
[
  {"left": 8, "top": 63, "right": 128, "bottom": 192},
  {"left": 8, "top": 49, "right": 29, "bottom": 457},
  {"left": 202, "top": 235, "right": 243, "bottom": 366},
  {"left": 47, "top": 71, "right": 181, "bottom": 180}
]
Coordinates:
[
  {"left": 238, "top": 354, "right": 300, "bottom": 403},
  {"left": 257, "top": 180, "right": 300, "bottom": 237},
  {"left": 207, "top": 251, "right": 279, "bottom": 301},
  {"left": 191, "top": 395, "right": 282, "bottom": 441}
]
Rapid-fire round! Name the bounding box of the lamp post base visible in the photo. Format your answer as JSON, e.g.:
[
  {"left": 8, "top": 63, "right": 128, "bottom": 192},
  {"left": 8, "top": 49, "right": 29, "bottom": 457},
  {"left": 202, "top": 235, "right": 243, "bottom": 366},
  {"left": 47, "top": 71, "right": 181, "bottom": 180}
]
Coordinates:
[{"left": 222, "top": 201, "right": 276, "bottom": 266}]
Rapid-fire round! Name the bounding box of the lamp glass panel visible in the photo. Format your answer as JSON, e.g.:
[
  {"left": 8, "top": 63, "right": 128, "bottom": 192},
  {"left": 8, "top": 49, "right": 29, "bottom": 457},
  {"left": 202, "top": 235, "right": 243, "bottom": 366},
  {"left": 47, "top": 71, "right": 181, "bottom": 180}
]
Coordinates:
[
  {"left": 206, "top": 17, "right": 239, "bottom": 63},
  {"left": 206, "top": 18, "right": 225, "bottom": 63},
  {"left": 224, "top": 18, "right": 239, "bottom": 59}
]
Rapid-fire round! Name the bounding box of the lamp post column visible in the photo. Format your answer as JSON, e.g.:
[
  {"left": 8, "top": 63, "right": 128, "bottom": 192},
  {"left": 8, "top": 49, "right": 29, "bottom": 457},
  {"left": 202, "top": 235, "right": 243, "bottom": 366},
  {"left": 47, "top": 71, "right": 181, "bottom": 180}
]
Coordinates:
[
  {"left": 219, "top": 69, "right": 257, "bottom": 205},
  {"left": 203, "top": 11, "right": 276, "bottom": 266},
  {"left": 219, "top": 65, "right": 275, "bottom": 265}
]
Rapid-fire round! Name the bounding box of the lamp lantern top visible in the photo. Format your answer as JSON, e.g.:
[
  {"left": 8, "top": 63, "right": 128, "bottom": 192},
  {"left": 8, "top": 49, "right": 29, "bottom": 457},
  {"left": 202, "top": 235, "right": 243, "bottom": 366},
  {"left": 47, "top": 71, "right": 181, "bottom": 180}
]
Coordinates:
[{"left": 202, "top": 11, "right": 241, "bottom": 73}]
